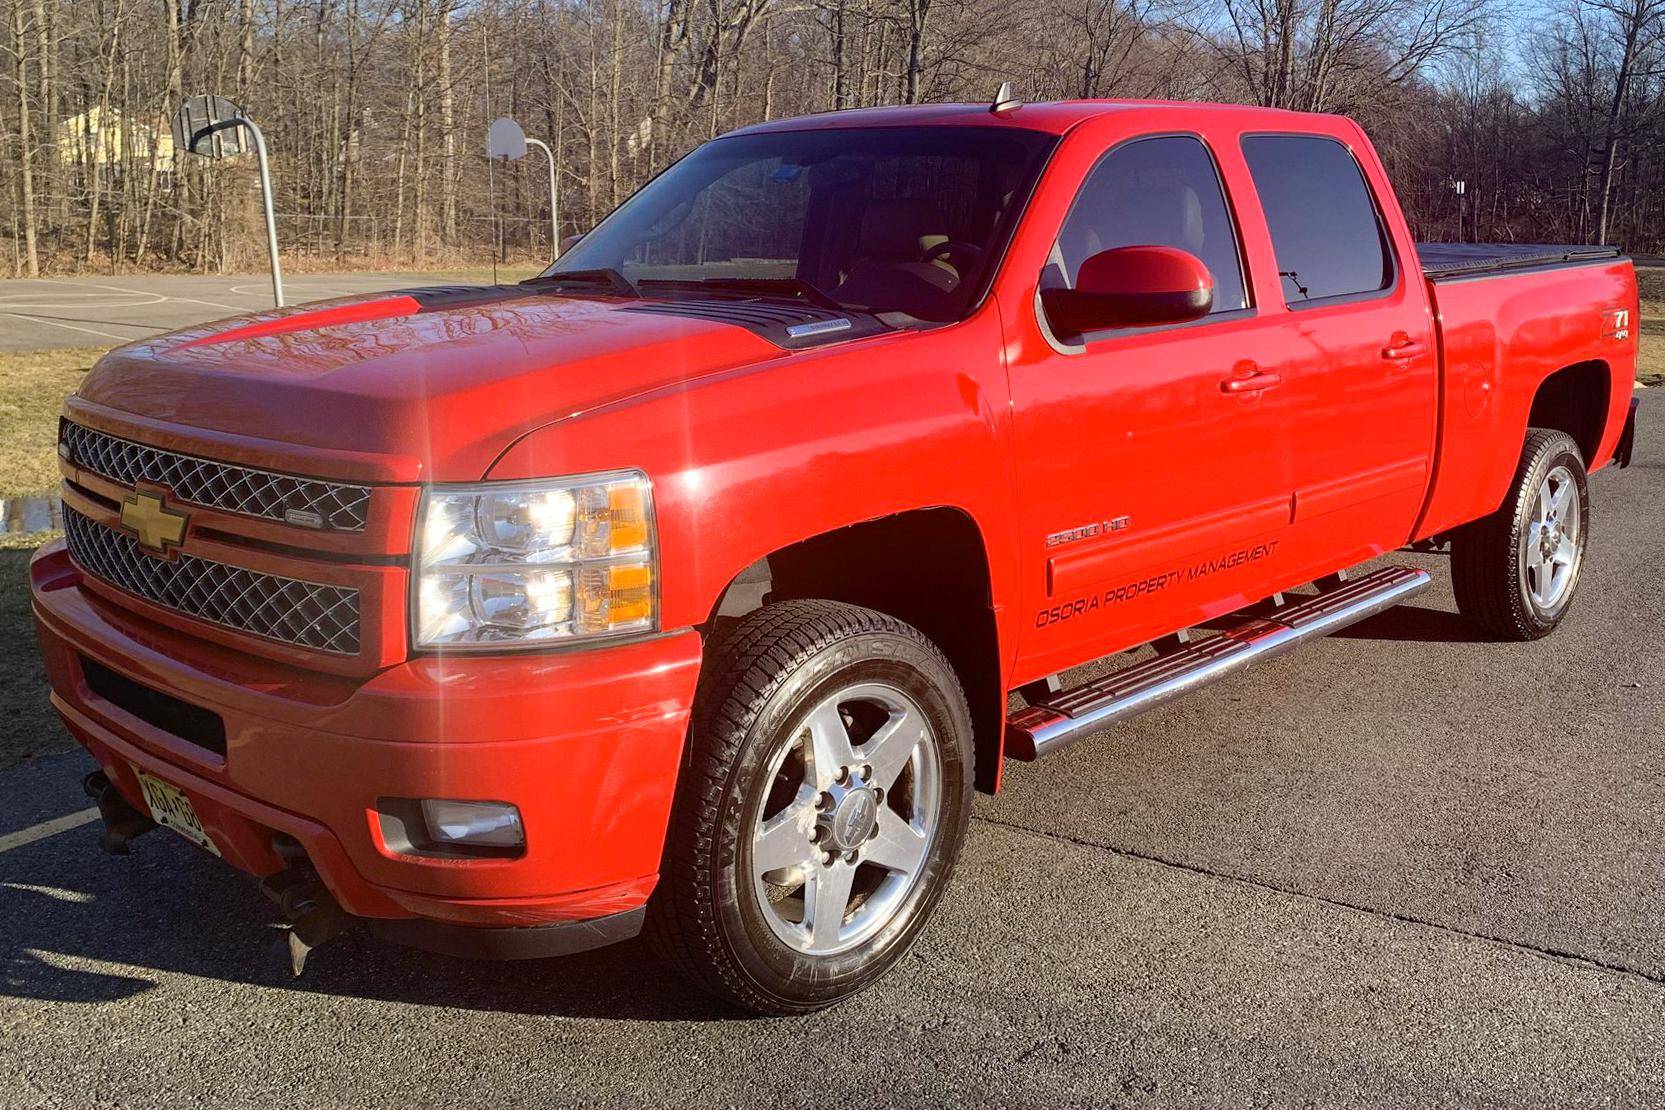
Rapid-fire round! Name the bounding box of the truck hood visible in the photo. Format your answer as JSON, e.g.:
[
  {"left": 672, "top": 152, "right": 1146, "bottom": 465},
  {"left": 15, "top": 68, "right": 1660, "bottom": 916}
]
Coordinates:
[{"left": 74, "top": 286, "right": 787, "bottom": 481}]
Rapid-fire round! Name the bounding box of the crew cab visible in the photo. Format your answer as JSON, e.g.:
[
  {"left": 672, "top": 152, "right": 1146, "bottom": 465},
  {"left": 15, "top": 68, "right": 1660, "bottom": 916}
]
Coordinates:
[{"left": 31, "top": 98, "right": 1640, "bottom": 1014}]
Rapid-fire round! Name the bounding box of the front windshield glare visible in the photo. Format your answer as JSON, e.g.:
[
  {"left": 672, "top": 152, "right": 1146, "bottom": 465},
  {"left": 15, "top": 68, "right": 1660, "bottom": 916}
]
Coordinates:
[{"left": 547, "top": 126, "right": 1056, "bottom": 323}]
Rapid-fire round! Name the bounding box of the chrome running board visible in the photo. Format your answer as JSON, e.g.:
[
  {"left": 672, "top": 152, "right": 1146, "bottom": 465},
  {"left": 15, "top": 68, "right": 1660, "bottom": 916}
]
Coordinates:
[{"left": 1004, "top": 565, "right": 1431, "bottom": 761}]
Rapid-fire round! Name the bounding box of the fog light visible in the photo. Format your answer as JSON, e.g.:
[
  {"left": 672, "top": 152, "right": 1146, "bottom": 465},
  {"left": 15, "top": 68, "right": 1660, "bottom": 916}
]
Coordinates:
[{"left": 419, "top": 799, "right": 524, "bottom": 848}]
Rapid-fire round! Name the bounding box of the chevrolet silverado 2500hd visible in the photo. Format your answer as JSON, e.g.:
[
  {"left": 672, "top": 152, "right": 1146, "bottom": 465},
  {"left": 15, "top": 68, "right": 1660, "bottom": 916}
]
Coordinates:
[{"left": 33, "top": 99, "right": 1640, "bottom": 1014}]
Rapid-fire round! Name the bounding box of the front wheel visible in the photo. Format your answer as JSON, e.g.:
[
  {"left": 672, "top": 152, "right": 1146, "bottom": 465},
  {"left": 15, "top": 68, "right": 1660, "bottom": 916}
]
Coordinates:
[
  {"left": 1451, "top": 428, "right": 1590, "bottom": 640},
  {"left": 647, "top": 600, "right": 973, "bottom": 1015}
]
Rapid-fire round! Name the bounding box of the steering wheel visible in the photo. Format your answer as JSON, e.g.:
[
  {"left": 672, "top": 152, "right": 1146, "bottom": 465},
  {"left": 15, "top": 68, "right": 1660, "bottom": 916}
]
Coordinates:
[{"left": 924, "top": 240, "right": 983, "bottom": 267}]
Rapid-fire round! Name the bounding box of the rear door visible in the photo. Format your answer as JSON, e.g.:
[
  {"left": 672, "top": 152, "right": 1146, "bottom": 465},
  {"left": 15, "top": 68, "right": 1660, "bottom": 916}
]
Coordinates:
[
  {"left": 1006, "top": 132, "right": 1301, "bottom": 678},
  {"left": 1237, "top": 132, "right": 1437, "bottom": 571}
]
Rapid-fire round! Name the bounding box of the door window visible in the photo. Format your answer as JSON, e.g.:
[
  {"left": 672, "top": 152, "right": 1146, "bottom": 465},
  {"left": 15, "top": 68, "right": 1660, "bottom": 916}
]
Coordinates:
[
  {"left": 1240, "top": 135, "right": 1393, "bottom": 305},
  {"left": 1053, "top": 135, "right": 1249, "bottom": 317}
]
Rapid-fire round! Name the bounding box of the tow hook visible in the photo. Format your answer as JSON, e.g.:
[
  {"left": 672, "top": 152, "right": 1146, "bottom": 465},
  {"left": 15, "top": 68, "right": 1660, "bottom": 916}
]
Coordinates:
[
  {"left": 83, "top": 770, "right": 156, "bottom": 855},
  {"left": 260, "top": 865, "right": 351, "bottom": 977}
]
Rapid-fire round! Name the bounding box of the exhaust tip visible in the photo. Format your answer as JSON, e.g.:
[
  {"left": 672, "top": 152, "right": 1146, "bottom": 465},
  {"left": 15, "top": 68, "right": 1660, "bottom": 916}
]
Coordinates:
[{"left": 83, "top": 770, "right": 157, "bottom": 855}]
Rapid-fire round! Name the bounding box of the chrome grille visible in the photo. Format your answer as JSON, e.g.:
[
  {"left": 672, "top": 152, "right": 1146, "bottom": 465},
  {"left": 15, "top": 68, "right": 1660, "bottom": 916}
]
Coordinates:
[
  {"left": 63, "top": 507, "right": 361, "bottom": 655},
  {"left": 60, "top": 421, "right": 370, "bottom": 531}
]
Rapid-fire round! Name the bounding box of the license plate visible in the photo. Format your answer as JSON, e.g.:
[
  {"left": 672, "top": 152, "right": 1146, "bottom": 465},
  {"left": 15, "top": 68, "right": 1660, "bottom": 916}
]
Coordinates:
[{"left": 133, "top": 767, "right": 221, "bottom": 856}]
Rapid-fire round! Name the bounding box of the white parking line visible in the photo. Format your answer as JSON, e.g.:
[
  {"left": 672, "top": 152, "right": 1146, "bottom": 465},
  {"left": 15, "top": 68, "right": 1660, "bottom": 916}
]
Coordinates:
[
  {"left": 0, "top": 294, "right": 159, "bottom": 309},
  {"left": 0, "top": 807, "right": 100, "bottom": 854},
  {"left": 3, "top": 312, "right": 139, "bottom": 342},
  {"left": 42, "top": 277, "right": 248, "bottom": 314},
  {"left": 228, "top": 281, "right": 358, "bottom": 298}
]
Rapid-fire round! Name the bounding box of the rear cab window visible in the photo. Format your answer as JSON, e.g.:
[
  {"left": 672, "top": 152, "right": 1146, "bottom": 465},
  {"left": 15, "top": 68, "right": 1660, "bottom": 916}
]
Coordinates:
[{"left": 1240, "top": 134, "right": 1394, "bottom": 306}]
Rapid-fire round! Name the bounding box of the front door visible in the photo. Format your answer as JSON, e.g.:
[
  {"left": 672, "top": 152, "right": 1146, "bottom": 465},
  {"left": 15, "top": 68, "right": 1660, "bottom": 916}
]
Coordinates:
[{"left": 1007, "top": 133, "right": 1300, "bottom": 680}]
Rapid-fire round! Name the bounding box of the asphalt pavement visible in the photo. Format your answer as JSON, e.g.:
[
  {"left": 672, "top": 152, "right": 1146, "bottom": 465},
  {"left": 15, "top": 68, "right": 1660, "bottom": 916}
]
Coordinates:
[
  {"left": 2, "top": 395, "right": 1661, "bottom": 1108},
  {"left": 0, "top": 272, "right": 522, "bottom": 351}
]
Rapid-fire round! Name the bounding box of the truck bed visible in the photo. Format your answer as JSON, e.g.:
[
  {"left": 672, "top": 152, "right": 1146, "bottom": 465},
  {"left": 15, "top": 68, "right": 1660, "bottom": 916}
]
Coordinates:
[{"left": 1417, "top": 242, "right": 1622, "bottom": 280}]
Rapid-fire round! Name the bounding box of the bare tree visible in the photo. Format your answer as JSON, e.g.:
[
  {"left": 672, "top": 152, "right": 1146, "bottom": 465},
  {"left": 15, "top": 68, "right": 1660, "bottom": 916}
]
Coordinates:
[
  {"left": 1214, "top": 0, "right": 1491, "bottom": 111},
  {"left": 3, "top": 0, "right": 1665, "bottom": 275},
  {"left": 1576, "top": 0, "right": 1665, "bottom": 242}
]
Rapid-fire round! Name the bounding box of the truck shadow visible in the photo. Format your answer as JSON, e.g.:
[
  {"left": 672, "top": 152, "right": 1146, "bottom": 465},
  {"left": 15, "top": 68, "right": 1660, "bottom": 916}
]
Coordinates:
[
  {"left": 1330, "top": 603, "right": 1485, "bottom": 644},
  {"left": 0, "top": 817, "right": 745, "bottom": 1023}
]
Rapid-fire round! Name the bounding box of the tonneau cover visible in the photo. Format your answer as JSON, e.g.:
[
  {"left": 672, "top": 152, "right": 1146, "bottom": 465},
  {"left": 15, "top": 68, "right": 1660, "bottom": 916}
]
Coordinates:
[{"left": 1417, "top": 242, "right": 1622, "bottom": 279}]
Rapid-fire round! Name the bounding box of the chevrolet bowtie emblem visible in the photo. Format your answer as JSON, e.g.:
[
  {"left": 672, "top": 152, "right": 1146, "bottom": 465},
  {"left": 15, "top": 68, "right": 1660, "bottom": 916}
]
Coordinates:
[{"left": 120, "top": 492, "right": 188, "bottom": 554}]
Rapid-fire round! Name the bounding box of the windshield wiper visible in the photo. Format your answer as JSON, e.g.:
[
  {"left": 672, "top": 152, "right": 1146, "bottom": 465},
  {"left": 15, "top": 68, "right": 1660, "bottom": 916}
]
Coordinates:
[
  {"left": 522, "top": 268, "right": 639, "bottom": 297},
  {"left": 641, "top": 276, "right": 843, "bottom": 311}
]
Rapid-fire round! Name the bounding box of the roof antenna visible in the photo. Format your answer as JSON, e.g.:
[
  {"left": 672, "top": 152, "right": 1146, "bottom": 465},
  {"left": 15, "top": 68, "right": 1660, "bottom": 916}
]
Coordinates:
[{"left": 990, "top": 81, "right": 1022, "bottom": 115}]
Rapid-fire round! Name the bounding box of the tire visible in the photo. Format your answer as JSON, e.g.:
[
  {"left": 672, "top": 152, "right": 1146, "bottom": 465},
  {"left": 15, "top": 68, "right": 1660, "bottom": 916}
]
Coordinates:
[
  {"left": 1451, "top": 429, "right": 1590, "bottom": 641},
  {"left": 646, "top": 600, "right": 974, "bottom": 1015}
]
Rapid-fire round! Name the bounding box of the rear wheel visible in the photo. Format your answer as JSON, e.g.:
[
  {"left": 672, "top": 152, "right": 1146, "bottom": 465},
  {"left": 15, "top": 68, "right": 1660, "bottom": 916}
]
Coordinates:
[
  {"left": 1451, "top": 429, "right": 1589, "bottom": 640},
  {"left": 647, "top": 600, "right": 973, "bottom": 1014}
]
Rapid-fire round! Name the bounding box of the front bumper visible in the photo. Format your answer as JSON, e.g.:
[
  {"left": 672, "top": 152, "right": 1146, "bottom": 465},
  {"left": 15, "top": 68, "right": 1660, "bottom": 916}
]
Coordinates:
[{"left": 31, "top": 542, "right": 703, "bottom": 940}]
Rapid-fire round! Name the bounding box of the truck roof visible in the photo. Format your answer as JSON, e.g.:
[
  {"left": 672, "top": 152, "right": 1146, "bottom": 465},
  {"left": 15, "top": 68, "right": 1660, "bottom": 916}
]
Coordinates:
[{"left": 728, "top": 99, "right": 1321, "bottom": 138}]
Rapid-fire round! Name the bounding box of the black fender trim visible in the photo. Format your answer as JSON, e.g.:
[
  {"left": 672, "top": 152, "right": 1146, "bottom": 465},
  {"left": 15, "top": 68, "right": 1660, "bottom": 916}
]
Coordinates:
[{"left": 1616, "top": 395, "right": 1641, "bottom": 469}]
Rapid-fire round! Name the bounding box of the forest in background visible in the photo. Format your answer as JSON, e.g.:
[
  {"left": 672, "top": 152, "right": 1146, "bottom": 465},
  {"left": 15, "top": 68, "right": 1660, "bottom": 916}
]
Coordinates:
[{"left": 2, "top": 0, "right": 1664, "bottom": 277}]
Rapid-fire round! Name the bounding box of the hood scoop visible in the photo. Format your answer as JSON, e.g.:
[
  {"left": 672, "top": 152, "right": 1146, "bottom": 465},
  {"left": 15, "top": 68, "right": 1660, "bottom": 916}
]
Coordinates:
[
  {"left": 174, "top": 285, "right": 527, "bottom": 351},
  {"left": 175, "top": 296, "right": 423, "bottom": 350},
  {"left": 623, "top": 298, "right": 888, "bottom": 350}
]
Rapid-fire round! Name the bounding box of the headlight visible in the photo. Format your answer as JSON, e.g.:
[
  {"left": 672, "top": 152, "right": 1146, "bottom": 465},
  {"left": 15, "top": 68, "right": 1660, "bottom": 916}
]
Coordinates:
[{"left": 413, "top": 470, "right": 656, "bottom": 648}]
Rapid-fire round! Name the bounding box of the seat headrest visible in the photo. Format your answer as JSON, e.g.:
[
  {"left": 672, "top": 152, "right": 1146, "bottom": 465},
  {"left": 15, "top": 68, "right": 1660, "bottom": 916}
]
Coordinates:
[
  {"left": 858, "top": 198, "right": 944, "bottom": 259},
  {"left": 1104, "top": 178, "right": 1204, "bottom": 254}
]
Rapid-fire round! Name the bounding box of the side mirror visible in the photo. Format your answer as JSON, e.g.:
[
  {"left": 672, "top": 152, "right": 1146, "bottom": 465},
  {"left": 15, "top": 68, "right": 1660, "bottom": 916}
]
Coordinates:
[
  {"left": 558, "top": 233, "right": 584, "bottom": 256},
  {"left": 1041, "top": 245, "right": 1214, "bottom": 335}
]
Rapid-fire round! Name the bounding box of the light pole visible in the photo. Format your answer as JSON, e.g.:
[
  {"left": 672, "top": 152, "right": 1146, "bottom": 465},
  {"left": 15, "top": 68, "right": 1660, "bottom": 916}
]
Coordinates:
[{"left": 487, "top": 117, "right": 561, "bottom": 259}]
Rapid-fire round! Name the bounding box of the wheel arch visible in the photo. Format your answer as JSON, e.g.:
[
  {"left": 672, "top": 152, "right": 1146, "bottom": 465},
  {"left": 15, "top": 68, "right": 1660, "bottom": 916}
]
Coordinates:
[
  {"left": 703, "top": 507, "right": 1008, "bottom": 793},
  {"left": 1527, "top": 359, "right": 1611, "bottom": 467}
]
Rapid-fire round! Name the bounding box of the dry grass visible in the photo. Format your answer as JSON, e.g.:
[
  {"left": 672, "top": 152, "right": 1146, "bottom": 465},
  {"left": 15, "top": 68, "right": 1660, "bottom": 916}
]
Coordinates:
[
  {"left": 0, "top": 531, "right": 58, "bottom": 552},
  {"left": 0, "top": 347, "right": 97, "bottom": 549},
  {"left": 0, "top": 350, "right": 91, "bottom": 763},
  {"left": 1639, "top": 329, "right": 1665, "bottom": 386},
  {"left": 419, "top": 264, "right": 544, "bottom": 285},
  {"left": 1637, "top": 264, "right": 1665, "bottom": 386},
  {"left": 0, "top": 549, "right": 69, "bottom": 768},
  {"left": 0, "top": 347, "right": 102, "bottom": 499},
  {"left": 1638, "top": 264, "right": 1665, "bottom": 315}
]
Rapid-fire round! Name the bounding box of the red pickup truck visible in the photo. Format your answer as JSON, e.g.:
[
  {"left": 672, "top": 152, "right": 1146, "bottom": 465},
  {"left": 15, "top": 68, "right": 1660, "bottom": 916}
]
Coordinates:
[{"left": 32, "top": 98, "right": 1640, "bottom": 1014}]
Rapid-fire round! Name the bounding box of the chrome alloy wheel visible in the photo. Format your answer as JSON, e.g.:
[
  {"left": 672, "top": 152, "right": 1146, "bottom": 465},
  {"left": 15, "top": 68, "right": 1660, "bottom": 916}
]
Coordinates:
[
  {"left": 1520, "top": 463, "right": 1582, "bottom": 611},
  {"left": 749, "top": 681, "right": 942, "bottom": 956}
]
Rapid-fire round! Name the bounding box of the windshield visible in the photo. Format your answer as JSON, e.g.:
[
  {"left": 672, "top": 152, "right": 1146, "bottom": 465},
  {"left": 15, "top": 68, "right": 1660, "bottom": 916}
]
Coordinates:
[{"left": 545, "top": 126, "right": 1057, "bottom": 323}]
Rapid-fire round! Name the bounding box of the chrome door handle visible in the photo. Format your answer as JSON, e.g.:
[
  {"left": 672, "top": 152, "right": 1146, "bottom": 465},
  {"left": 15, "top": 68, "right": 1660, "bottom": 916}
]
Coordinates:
[
  {"left": 1221, "top": 366, "right": 1282, "bottom": 394},
  {"left": 1381, "top": 332, "right": 1426, "bottom": 363}
]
